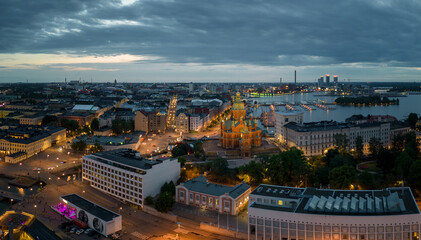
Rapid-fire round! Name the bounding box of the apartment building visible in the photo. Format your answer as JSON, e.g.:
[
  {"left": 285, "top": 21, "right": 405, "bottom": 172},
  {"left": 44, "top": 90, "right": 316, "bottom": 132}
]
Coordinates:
[
  {"left": 248, "top": 184, "right": 421, "bottom": 240},
  {"left": 189, "top": 114, "right": 203, "bottom": 132},
  {"left": 274, "top": 111, "right": 304, "bottom": 143},
  {"left": 176, "top": 175, "right": 250, "bottom": 215},
  {"left": 82, "top": 149, "right": 180, "bottom": 207},
  {"left": 282, "top": 121, "right": 394, "bottom": 156},
  {"left": 175, "top": 112, "right": 189, "bottom": 133},
  {"left": 134, "top": 110, "right": 167, "bottom": 133}
]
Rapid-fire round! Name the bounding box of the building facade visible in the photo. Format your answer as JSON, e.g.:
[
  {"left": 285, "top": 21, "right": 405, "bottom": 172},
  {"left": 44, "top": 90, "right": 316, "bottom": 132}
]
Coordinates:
[
  {"left": 189, "top": 114, "right": 203, "bottom": 132},
  {"left": 274, "top": 111, "right": 304, "bottom": 143},
  {"left": 175, "top": 112, "right": 189, "bottom": 133},
  {"left": 220, "top": 92, "right": 262, "bottom": 157},
  {"left": 0, "top": 126, "right": 66, "bottom": 163},
  {"left": 82, "top": 149, "right": 180, "bottom": 207},
  {"left": 248, "top": 185, "right": 421, "bottom": 240},
  {"left": 176, "top": 175, "right": 251, "bottom": 215},
  {"left": 281, "top": 121, "right": 404, "bottom": 156}
]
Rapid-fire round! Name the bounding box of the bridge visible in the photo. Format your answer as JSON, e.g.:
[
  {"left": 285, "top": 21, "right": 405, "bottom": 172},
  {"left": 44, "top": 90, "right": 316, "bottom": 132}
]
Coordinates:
[{"left": 0, "top": 191, "right": 24, "bottom": 201}]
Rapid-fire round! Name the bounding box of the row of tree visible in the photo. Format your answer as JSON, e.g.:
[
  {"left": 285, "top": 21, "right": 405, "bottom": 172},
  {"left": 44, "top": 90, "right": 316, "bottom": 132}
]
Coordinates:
[{"left": 335, "top": 96, "right": 399, "bottom": 105}]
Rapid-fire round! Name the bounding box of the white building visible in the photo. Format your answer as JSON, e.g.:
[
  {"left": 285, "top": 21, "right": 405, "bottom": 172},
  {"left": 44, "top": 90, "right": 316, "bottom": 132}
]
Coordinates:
[
  {"left": 274, "top": 111, "right": 304, "bottom": 142},
  {"left": 282, "top": 121, "right": 395, "bottom": 156},
  {"left": 60, "top": 194, "right": 122, "bottom": 237},
  {"left": 189, "top": 114, "right": 203, "bottom": 132},
  {"left": 248, "top": 185, "right": 421, "bottom": 240},
  {"left": 82, "top": 149, "right": 180, "bottom": 207}
]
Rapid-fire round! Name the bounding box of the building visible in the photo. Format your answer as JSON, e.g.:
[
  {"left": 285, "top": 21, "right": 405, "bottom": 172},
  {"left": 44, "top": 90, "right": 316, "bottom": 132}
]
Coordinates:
[
  {"left": 175, "top": 112, "right": 189, "bottom": 133},
  {"left": 0, "top": 211, "right": 61, "bottom": 240},
  {"left": 333, "top": 75, "right": 339, "bottom": 84},
  {"left": 274, "top": 111, "right": 304, "bottom": 143},
  {"left": 282, "top": 121, "right": 392, "bottom": 156},
  {"left": 220, "top": 92, "right": 262, "bottom": 157},
  {"left": 261, "top": 111, "right": 275, "bottom": 127},
  {"left": 318, "top": 76, "right": 324, "bottom": 87},
  {"left": 134, "top": 110, "right": 149, "bottom": 132},
  {"left": 0, "top": 126, "right": 66, "bottom": 163},
  {"left": 18, "top": 113, "right": 44, "bottom": 125},
  {"left": 82, "top": 149, "right": 180, "bottom": 207},
  {"left": 176, "top": 175, "right": 251, "bottom": 215},
  {"left": 345, "top": 115, "right": 398, "bottom": 125},
  {"left": 59, "top": 112, "right": 95, "bottom": 126},
  {"left": 58, "top": 194, "right": 122, "bottom": 237},
  {"left": 248, "top": 184, "right": 421, "bottom": 240},
  {"left": 325, "top": 74, "right": 330, "bottom": 85},
  {"left": 189, "top": 114, "right": 203, "bottom": 132},
  {"left": 134, "top": 110, "right": 167, "bottom": 133}
]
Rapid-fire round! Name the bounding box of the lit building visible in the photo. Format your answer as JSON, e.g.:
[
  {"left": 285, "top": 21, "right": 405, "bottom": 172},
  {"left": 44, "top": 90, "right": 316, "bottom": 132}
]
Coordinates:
[
  {"left": 282, "top": 121, "right": 392, "bottom": 156},
  {"left": 82, "top": 149, "right": 180, "bottom": 207},
  {"left": 175, "top": 112, "right": 189, "bottom": 133},
  {"left": 176, "top": 175, "right": 251, "bottom": 215},
  {"left": 334, "top": 75, "right": 339, "bottom": 84},
  {"left": 325, "top": 74, "right": 330, "bottom": 85},
  {"left": 134, "top": 110, "right": 167, "bottom": 133},
  {"left": 220, "top": 92, "right": 262, "bottom": 157},
  {"left": 58, "top": 194, "right": 122, "bottom": 237},
  {"left": 0, "top": 126, "right": 66, "bottom": 163},
  {"left": 274, "top": 111, "right": 304, "bottom": 143},
  {"left": 248, "top": 184, "right": 421, "bottom": 240},
  {"left": 189, "top": 114, "right": 203, "bottom": 132}
]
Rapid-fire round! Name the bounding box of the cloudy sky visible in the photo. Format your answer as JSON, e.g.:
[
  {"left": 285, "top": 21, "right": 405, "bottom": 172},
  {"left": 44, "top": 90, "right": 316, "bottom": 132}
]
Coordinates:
[{"left": 1, "top": 0, "right": 420, "bottom": 83}]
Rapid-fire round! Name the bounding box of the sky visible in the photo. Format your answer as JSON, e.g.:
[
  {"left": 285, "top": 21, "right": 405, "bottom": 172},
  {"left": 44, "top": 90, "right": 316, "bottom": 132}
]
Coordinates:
[{"left": 1, "top": 0, "right": 421, "bottom": 83}]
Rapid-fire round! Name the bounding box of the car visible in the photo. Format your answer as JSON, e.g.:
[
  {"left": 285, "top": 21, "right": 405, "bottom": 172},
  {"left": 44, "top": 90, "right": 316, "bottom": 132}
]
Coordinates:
[
  {"left": 69, "top": 227, "right": 77, "bottom": 234},
  {"left": 60, "top": 161, "right": 66, "bottom": 164},
  {"left": 84, "top": 229, "right": 93, "bottom": 235},
  {"left": 32, "top": 168, "right": 41, "bottom": 171},
  {"left": 76, "top": 229, "right": 84, "bottom": 235}
]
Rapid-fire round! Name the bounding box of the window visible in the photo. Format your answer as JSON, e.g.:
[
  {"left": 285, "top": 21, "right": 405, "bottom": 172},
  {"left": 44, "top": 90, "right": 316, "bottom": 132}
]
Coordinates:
[
  {"left": 224, "top": 201, "right": 229, "bottom": 208},
  {"left": 180, "top": 192, "right": 184, "bottom": 198},
  {"left": 278, "top": 200, "right": 283, "bottom": 205}
]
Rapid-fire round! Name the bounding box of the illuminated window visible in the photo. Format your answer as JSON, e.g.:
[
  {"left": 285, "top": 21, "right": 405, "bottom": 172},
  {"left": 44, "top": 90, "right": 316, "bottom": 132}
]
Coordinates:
[{"left": 278, "top": 200, "right": 283, "bottom": 205}]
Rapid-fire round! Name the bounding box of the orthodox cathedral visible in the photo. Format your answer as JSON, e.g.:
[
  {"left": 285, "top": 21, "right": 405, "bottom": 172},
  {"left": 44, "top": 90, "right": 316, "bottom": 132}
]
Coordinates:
[{"left": 220, "top": 92, "right": 262, "bottom": 157}]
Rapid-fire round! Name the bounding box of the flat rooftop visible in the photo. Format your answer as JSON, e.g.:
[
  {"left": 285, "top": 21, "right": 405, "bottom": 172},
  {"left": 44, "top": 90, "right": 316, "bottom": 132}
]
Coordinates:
[
  {"left": 61, "top": 194, "right": 120, "bottom": 222},
  {"left": 87, "top": 149, "right": 168, "bottom": 170},
  {"left": 250, "top": 185, "right": 420, "bottom": 216}
]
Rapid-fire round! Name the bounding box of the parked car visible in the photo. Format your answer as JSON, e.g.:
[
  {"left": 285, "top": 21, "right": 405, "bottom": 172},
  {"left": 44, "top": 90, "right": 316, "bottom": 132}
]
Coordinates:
[
  {"left": 76, "top": 229, "right": 84, "bottom": 235},
  {"left": 69, "top": 227, "right": 77, "bottom": 234},
  {"left": 84, "top": 229, "right": 93, "bottom": 235}
]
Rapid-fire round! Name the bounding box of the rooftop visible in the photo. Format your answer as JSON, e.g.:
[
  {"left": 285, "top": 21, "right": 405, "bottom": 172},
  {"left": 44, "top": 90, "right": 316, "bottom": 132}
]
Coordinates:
[
  {"left": 250, "top": 185, "right": 420, "bottom": 216},
  {"left": 284, "top": 121, "right": 389, "bottom": 132},
  {"left": 181, "top": 175, "right": 250, "bottom": 199},
  {"left": 61, "top": 194, "right": 120, "bottom": 222},
  {"left": 88, "top": 149, "right": 165, "bottom": 170}
]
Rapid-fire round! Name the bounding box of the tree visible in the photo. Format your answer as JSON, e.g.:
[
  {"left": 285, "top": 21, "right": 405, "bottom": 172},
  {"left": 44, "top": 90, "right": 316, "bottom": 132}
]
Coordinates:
[
  {"left": 333, "top": 134, "right": 349, "bottom": 150},
  {"left": 407, "top": 113, "right": 418, "bottom": 129},
  {"left": 154, "top": 192, "right": 174, "bottom": 212},
  {"left": 61, "top": 119, "right": 79, "bottom": 132},
  {"left": 177, "top": 157, "right": 186, "bottom": 167},
  {"left": 408, "top": 160, "right": 421, "bottom": 190},
  {"left": 328, "top": 165, "right": 357, "bottom": 189},
  {"left": 355, "top": 136, "right": 364, "bottom": 159},
  {"left": 238, "top": 161, "right": 265, "bottom": 185},
  {"left": 377, "top": 147, "right": 397, "bottom": 175},
  {"left": 89, "top": 142, "right": 104, "bottom": 153},
  {"left": 211, "top": 157, "right": 229, "bottom": 176},
  {"left": 91, "top": 118, "right": 100, "bottom": 131},
  {"left": 71, "top": 140, "right": 87, "bottom": 152},
  {"left": 368, "top": 137, "right": 381, "bottom": 160},
  {"left": 111, "top": 119, "right": 133, "bottom": 135},
  {"left": 41, "top": 115, "right": 58, "bottom": 126},
  {"left": 358, "top": 172, "right": 376, "bottom": 190},
  {"left": 145, "top": 196, "right": 154, "bottom": 205},
  {"left": 266, "top": 148, "right": 309, "bottom": 187},
  {"left": 395, "top": 151, "right": 414, "bottom": 181},
  {"left": 178, "top": 170, "right": 187, "bottom": 184},
  {"left": 160, "top": 181, "right": 175, "bottom": 196},
  {"left": 171, "top": 143, "right": 189, "bottom": 157}
]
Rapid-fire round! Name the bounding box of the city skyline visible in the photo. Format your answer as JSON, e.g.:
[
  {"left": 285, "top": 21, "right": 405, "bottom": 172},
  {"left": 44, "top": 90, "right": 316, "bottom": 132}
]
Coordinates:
[{"left": 1, "top": 0, "right": 421, "bottom": 83}]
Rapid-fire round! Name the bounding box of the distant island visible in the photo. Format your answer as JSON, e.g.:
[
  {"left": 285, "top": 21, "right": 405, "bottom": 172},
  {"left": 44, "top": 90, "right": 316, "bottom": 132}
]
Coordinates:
[{"left": 334, "top": 96, "right": 399, "bottom": 106}]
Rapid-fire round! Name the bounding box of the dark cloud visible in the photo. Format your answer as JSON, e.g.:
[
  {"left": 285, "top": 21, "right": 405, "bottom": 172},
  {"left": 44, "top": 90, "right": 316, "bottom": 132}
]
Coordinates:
[{"left": 1, "top": 0, "right": 421, "bottom": 67}]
